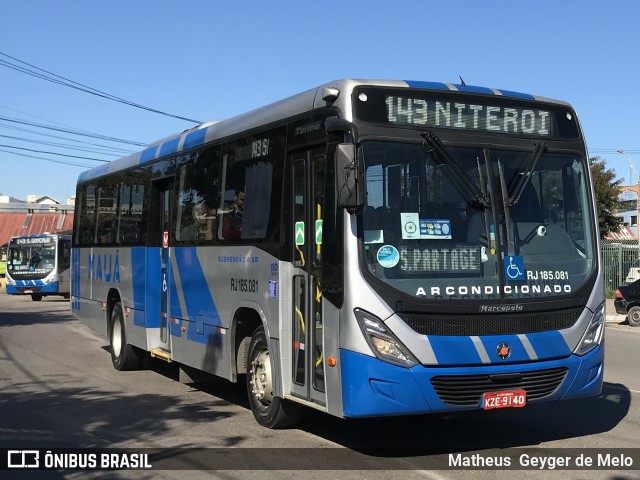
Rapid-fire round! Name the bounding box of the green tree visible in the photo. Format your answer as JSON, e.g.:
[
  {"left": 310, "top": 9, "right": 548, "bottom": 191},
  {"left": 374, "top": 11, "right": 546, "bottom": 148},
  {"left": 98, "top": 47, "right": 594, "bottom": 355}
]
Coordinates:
[{"left": 590, "top": 156, "right": 623, "bottom": 239}]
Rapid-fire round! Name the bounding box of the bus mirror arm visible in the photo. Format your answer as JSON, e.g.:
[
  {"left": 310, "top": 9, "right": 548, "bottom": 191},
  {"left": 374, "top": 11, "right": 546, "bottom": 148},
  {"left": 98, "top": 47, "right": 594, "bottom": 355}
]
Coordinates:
[{"left": 335, "top": 144, "right": 364, "bottom": 213}]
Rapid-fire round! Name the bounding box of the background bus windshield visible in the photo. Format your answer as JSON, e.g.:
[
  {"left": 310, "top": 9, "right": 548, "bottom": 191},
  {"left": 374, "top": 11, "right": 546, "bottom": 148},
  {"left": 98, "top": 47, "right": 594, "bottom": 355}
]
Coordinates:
[
  {"left": 7, "top": 238, "right": 56, "bottom": 279},
  {"left": 361, "top": 142, "right": 596, "bottom": 300}
]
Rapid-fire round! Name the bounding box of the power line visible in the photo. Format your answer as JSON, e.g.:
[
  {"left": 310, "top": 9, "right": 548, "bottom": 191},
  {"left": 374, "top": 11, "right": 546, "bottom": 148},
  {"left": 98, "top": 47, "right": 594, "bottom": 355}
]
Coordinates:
[
  {"left": 0, "top": 148, "right": 94, "bottom": 168},
  {"left": 0, "top": 51, "right": 202, "bottom": 124},
  {"left": 0, "top": 134, "right": 127, "bottom": 157},
  {"left": 0, "top": 144, "right": 109, "bottom": 162},
  {"left": 0, "top": 123, "right": 136, "bottom": 154},
  {"left": 0, "top": 115, "right": 146, "bottom": 146}
]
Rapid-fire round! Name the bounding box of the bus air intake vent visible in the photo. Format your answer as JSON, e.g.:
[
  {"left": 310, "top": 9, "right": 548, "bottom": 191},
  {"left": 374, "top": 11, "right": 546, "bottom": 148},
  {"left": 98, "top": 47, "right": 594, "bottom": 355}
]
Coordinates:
[
  {"left": 430, "top": 367, "right": 568, "bottom": 406},
  {"left": 399, "top": 308, "right": 582, "bottom": 336}
]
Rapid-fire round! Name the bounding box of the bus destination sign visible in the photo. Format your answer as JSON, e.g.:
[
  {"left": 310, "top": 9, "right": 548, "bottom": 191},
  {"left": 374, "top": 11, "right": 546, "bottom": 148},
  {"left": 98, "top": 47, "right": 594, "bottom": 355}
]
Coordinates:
[
  {"left": 353, "top": 87, "right": 580, "bottom": 138},
  {"left": 384, "top": 95, "right": 553, "bottom": 136},
  {"left": 13, "top": 236, "right": 53, "bottom": 245}
]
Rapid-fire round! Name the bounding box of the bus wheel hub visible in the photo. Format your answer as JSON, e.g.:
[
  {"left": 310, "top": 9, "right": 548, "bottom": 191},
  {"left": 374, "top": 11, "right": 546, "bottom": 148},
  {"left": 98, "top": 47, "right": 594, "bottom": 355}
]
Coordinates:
[{"left": 250, "top": 350, "right": 273, "bottom": 405}]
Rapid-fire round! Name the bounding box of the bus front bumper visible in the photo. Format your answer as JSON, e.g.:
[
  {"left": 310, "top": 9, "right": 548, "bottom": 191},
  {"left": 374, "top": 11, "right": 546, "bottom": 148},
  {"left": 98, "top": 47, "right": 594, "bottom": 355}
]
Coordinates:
[
  {"left": 340, "top": 342, "right": 603, "bottom": 418},
  {"left": 6, "top": 281, "right": 59, "bottom": 295}
]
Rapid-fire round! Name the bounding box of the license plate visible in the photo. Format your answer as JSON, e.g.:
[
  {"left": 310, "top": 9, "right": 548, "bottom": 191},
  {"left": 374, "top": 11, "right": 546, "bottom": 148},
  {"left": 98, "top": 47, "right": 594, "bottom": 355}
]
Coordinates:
[
  {"left": 23, "top": 289, "right": 33, "bottom": 294},
  {"left": 482, "top": 389, "right": 526, "bottom": 410}
]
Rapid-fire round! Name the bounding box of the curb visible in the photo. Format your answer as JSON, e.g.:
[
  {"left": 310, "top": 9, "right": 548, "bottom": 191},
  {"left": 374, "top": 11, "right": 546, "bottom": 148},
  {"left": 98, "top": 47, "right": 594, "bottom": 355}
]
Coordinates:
[{"left": 606, "top": 314, "right": 627, "bottom": 324}]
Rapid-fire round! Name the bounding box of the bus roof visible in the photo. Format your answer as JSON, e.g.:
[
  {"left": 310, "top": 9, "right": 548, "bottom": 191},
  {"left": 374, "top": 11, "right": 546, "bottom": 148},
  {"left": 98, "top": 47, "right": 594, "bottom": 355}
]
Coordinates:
[{"left": 77, "top": 79, "right": 572, "bottom": 182}]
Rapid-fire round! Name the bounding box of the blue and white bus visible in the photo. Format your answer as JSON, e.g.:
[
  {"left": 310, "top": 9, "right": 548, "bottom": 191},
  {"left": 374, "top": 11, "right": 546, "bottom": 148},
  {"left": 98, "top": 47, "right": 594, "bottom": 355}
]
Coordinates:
[
  {"left": 5, "top": 233, "right": 72, "bottom": 301},
  {"left": 72, "top": 79, "right": 604, "bottom": 428}
]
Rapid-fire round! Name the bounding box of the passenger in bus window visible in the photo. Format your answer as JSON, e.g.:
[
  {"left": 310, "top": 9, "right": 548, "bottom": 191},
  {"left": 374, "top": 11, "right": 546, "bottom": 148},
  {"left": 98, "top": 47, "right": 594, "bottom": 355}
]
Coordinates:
[
  {"left": 222, "top": 190, "right": 244, "bottom": 240},
  {"left": 181, "top": 202, "right": 214, "bottom": 241}
]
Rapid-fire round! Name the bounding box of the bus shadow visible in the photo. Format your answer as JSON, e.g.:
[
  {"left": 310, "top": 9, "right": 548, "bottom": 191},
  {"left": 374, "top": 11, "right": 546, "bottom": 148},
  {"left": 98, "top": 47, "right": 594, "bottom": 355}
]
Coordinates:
[
  {"left": 0, "top": 382, "right": 239, "bottom": 450},
  {"left": 297, "top": 382, "right": 631, "bottom": 453},
  {"left": 0, "top": 309, "right": 72, "bottom": 326},
  {"left": 97, "top": 346, "right": 250, "bottom": 409}
]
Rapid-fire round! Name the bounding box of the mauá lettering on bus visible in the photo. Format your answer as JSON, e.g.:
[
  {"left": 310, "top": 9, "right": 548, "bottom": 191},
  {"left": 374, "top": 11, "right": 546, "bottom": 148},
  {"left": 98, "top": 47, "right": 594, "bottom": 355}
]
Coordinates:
[{"left": 88, "top": 252, "right": 121, "bottom": 283}]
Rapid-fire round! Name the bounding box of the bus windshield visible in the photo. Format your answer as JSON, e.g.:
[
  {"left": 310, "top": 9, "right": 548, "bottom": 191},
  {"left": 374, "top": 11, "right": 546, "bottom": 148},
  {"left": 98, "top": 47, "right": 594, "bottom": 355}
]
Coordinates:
[
  {"left": 7, "top": 238, "right": 57, "bottom": 279},
  {"left": 361, "top": 141, "right": 596, "bottom": 301}
]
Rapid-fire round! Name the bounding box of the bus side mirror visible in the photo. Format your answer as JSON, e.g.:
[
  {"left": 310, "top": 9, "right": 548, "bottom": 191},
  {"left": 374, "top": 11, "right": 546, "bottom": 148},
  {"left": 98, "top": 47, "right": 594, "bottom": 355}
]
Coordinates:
[{"left": 335, "top": 144, "right": 364, "bottom": 213}]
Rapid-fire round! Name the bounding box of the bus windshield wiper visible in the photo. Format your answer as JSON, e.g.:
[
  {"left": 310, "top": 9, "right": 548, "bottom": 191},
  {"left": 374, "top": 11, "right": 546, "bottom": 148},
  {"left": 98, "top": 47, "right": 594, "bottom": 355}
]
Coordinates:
[
  {"left": 421, "top": 131, "right": 490, "bottom": 207},
  {"left": 508, "top": 140, "right": 546, "bottom": 207}
]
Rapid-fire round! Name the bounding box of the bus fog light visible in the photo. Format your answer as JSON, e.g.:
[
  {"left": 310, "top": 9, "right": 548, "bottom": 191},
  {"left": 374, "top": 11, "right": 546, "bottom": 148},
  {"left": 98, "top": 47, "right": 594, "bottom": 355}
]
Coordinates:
[{"left": 574, "top": 303, "right": 605, "bottom": 356}]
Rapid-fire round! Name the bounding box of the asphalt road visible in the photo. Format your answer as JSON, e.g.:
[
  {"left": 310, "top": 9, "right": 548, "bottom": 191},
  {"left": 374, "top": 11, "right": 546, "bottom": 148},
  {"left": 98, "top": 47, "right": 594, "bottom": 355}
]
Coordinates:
[{"left": 0, "top": 290, "right": 638, "bottom": 480}]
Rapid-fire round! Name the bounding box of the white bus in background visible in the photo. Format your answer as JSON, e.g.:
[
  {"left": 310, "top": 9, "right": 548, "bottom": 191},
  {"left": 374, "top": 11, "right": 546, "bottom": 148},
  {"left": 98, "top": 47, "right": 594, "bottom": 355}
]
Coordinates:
[{"left": 5, "top": 233, "right": 72, "bottom": 301}]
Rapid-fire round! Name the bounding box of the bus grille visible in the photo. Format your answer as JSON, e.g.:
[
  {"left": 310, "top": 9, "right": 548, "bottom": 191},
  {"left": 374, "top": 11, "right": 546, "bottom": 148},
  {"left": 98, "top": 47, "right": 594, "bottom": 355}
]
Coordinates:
[
  {"left": 399, "top": 308, "right": 582, "bottom": 336},
  {"left": 430, "top": 367, "right": 568, "bottom": 406}
]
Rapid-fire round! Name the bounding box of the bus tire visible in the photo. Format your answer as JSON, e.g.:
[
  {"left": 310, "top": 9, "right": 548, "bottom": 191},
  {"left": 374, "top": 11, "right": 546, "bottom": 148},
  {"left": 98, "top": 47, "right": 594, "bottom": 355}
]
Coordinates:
[
  {"left": 246, "top": 326, "right": 300, "bottom": 429},
  {"left": 110, "top": 302, "right": 142, "bottom": 371},
  {"left": 628, "top": 305, "right": 640, "bottom": 327},
  {"left": 31, "top": 293, "right": 43, "bottom": 301}
]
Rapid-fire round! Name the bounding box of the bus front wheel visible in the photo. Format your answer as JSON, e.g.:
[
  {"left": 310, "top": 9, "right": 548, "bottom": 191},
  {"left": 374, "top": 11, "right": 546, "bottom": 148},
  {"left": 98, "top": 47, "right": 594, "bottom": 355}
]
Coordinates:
[
  {"left": 110, "top": 302, "right": 142, "bottom": 371},
  {"left": 31, "top": 293, "right": 42, "bottom": 301},
  {"left": 246, "top": 326, "right": 300, "bottom": 428}
]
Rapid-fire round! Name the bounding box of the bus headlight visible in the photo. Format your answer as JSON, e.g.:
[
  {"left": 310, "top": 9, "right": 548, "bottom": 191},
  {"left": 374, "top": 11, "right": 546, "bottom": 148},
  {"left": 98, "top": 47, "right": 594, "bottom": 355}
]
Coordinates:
[
  {"left": 574, "top": 303, "right": 605, "bottom": 356},
  {"left": 354, "top": 308, "right": 418, "bottom": 368}
]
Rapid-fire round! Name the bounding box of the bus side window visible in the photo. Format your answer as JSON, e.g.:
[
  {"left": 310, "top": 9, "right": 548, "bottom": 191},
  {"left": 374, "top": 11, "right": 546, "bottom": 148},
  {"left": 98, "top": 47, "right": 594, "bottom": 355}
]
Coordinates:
[{"left": 59, "top": 241, "right": 71, "bottom": 269}]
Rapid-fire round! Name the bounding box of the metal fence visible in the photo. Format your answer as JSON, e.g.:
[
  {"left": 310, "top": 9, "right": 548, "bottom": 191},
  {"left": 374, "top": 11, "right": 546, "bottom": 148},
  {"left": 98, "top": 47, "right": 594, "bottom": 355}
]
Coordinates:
[{"left": 602, "top": 239, "right": 639, "bottom": 292}]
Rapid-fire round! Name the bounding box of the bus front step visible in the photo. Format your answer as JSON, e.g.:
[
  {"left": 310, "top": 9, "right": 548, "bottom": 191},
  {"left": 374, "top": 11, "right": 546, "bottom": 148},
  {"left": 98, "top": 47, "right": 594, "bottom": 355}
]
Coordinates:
[{"left": 150, "top": 348, "right": 172, "bottom": 362}]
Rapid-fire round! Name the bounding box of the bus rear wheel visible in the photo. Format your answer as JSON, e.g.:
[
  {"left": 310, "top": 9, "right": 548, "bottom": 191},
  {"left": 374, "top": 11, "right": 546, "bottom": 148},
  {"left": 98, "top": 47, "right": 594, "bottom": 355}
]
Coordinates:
[
  {"left": 31, "top": 293, "right": 43, "bottom": 301},
  {"left": 246, "top": 326, "right": 300, "bottom": 428},
  {"left": 110, "top": 302, "right": 142, "bottom": 371}
]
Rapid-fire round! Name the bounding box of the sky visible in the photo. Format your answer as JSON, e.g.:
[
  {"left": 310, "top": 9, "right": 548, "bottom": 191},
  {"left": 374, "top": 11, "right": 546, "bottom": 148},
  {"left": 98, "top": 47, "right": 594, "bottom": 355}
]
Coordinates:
[{"left": 1, "top": 0, "right": 639, "bottom": 203}]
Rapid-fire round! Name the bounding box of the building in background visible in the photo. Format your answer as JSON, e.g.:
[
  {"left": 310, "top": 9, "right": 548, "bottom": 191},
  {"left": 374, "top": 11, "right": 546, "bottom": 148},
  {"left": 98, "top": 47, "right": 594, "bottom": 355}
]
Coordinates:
[{"left": 0, "top": 193, "right": 74, "bottom": 246}]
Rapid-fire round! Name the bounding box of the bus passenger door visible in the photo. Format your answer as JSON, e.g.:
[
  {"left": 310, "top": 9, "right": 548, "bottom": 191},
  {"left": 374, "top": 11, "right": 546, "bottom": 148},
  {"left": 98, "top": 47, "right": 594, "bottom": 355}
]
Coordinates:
[
  {"left": 150, "top": 179, "right": 174, "bottom": 354},
  {"left": 290, "top": 148, "right": 326, "bottom": 406}
]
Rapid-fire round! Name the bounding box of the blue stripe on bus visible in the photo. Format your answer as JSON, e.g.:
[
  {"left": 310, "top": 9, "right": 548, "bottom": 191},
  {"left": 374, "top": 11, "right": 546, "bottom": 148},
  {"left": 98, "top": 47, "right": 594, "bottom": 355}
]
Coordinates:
[
  {"left": 16, "top": 279, "right": 44, "bottom": 286},
  {"left": 404, "top": 81, "right": 536, "bottom": 100},
  {"left": 453, "top": 84, "right": 495, "bottom": 95},
  {"left": 497, "top": 89, "right": 535, "bottom": 100},
  {"left": 139, "top": 146, "right": 159, "bottom": 164},
  {"left": 404, "top": 81, "right": 450, "bottom": 90},
  {"left": 183, "top": 127, "right": 208, "bottom": 150},
  {"left": 131, "top": 248, "right": 147, "bottom": 326},
  {"left": 428, "top": 335, "right": 482, "bottom": 365},
  {"left": 174, "top": 247, "right": 222, "bottom": 327},
  {"left": 525, "top": 330, "right": 571, "bottom": 359},
  {"left": 168, "top": 264, "right": 183, "bottom": 334},
  {"left": 169, "top": 265, "right": 183, "bottom": 337},
  {"left": 144, "top": 248, "right": 162, "bottom": 328},
  {"left": 72, "top": 248, "right": 80, "bottom": 310},
  {"left": 159, "top": 137, "right": 181, "bottom": 158}
]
